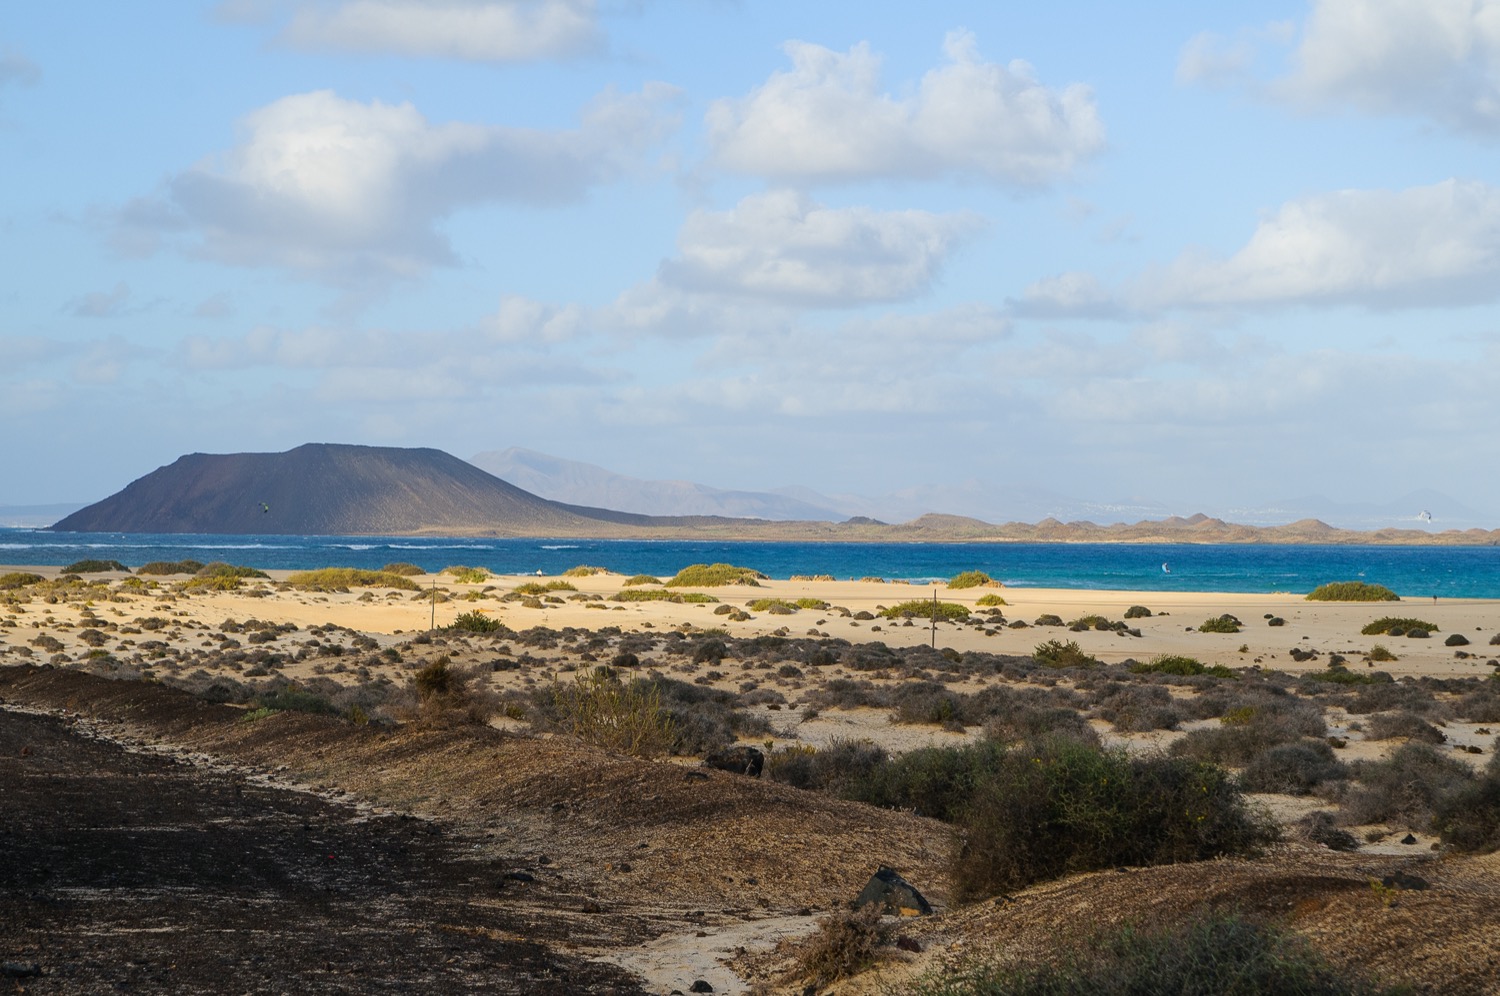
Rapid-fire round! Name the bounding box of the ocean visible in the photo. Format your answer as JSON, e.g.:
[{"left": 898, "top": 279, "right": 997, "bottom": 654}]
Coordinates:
[{"left": 4, "top": 529, "right": 1500, "bottom": 598}]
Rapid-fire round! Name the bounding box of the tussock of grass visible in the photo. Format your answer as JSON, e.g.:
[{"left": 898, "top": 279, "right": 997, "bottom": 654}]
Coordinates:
[
  {"left": 665, "top": 563, "right": 767, "bottom": 587},
  {"left": 196, "top": 562, "right": 270, "bottom": 579},
  {"left": 513, "top": 580, "right": 577, "bottom": 595},
  {"left": 622, "top": 574, "right": 662, "bottom": 587},
  {"left": 285, "top": 568, "right": 420, "bottom": 591},
  {"left": 1360, "top": 617, "right": 1438, "bottom": 636},
  {"left": 1033, "top": 639, "right": 1099, "bottom": 668},
  {"left": 442, "top": 565, "right": 490, "bottom": 584},
  {"left": 380, "top": 562, "right": 425, "bottom": 576},
  {"left": 136, "top": 559, "right": 205, "bottom": 576},
  {"left": 1198, "top": 614, "right": 1242, "bottom": 634},
  {"left": 1131, "top": 655, "right": 1236, "bottom": 678},
  {"left": 880, "top": 599, "right": 971, "bottom": 621},
  {"left": 611, "top": 589, "right": 718, "bottom": 604},
  {"left": 0, "top": 572, "right": 44, "bottom": 589},
  {"left": 562, "top": 564, "right": 609, "bottom": 577},
  {"left": 976, "top": 593, "right": 1007, "bottom": 607},
  {"left": 63, "top": 559, "right": 130, "bottom": 574},
  {"left": 1306, "top": 581, "right": 1400, "bottom": 602},
  {"left": 947, "top": 570, "right": 998, "bottom": 589}
]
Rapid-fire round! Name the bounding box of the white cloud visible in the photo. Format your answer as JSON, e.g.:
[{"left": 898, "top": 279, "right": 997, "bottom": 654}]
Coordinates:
[
  {"left": 1021, "top": 180, "right": 1500, "bottom": 315},
  {"left": 115, "top": 85, "right": 679, "bottom": 285},
  {"left": 278, "top": 0, "right": 602, "bottom": 62},
  {"left": 655, "top": 189, "right": 982, "bottom": 306},
  {"left": 706, "top": 30, "right": 1104, "bottom": 186},
  {"left": 1197, "top": 0, "right": 1500, "bottom": 133}
]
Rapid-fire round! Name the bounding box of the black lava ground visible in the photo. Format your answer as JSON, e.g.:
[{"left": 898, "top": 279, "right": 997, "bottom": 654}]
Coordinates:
[{"left": 0, "top": 708, "right": 647, "bottom": 994}]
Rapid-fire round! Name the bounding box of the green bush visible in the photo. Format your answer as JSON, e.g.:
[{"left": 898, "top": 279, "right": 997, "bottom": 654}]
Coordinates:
[
  {"left": 285, "top": 568, "right": 420, "bottom": 591},
  {"left": 63, "top": 559, "right": 129, "bottom": 573},
  {"left": 1033, "top": 639, "right": 1099, "bottom": 668},
  {"left": 1198, "top": 614, "right": 1242, "bottom": 634},
  {"left": 0, "top": 572, "right": 43, "bottom": 589},
  {"left": 950, "top": 735, "right": 1277, "bottom": 901},
  {"left": 181, "top": 574, "right": 243, "bottom": 591},
  {"left": 975, "top": 593, "right": 1007, "bottom": 607},
  {"left": 448, "top": 610, "right": 503, "bottom": 633},
  {"left": 622, "top": 574, "right": 661, "bottom": 586},
  {"left": 910, "top": 912, "right": 1395, "bottom": 996},
  {"left": 1130, "top": 655, "right": 1236, "bottom": 678},
  {"left": 443, "top": 565, "right": 490, "bottom": 583},
  {"left": 610, "top": 588, "right": 718, "bottom": 603},
  {"left": 1360, "top": 617, "right": 1437, "bottom": 636},
  {"left": 251, "top": 684, "right": 339, "bottom": 717},
  {"left": 947, "top": 571, "right": 997, "bottom": 589},
  {"left": 795, "top": 597, "right": 830, "bottom": 609},
  {"left": 879, "top": 599, "right": 971, "bottom": 621},
  {"left": 1306, "top": 581, "right": 1400, "bottom": 602},
  {"left": 380, "top": 562, "right": 425, "bottom": 576},
  {"left": 665, "top": 563, "right": 766, "bottom": 587},
  {"left": 1238, "top": 741, "right": 1348, "bottom": 795},
  {"left": 196, "top": 562, "right": 270, "bottom": 579},
  {"left": 136, "top": 559, "right": 205, "bottom": 575},
  {"left": 1367, "top": 644, "right": 1397, "bottom": 662},
  {"left": 1034, "top": 614, "right": 1064, "bottom": 627},
  {"left": 749, "top": 598, "right": 800, "bottom": 612}
]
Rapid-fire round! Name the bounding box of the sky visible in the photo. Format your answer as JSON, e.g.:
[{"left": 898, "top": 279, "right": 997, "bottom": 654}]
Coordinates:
[{"left": 4, "top": 1, "right": 1500, "bottom": 523}]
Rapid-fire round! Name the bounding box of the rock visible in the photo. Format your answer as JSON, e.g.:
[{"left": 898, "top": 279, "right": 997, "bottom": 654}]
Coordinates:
[
  {"left": 854, "top": 866, "right": 932, "bottom": 917},
  {"left": 689, "top": 982, "right": 714, "bottom": 993},
  {"left": 703, "top": 745, "right": 764, "bottom": 778},
  {"left": 2, "top": 963, "right": 41, "bottom": 979},
  {"left": 895, "top": 935, "right": 922, "bottom": 953},
  {"left": 1383, "top": 872, "right": 1430, "bottom": 891},
  {"left": 1401, "top": 833, "right": 1418, "bottom": 845}
]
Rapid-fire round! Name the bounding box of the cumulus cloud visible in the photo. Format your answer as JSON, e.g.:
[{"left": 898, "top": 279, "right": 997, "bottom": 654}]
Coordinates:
[
  {"left": 706, "top": 30, "right": 1104, "bottom": 186},
  {"left": 655, "top": 190, "right": 982, "bottom": 306},
  {"left": 112, "top": 85, "right": 679, "bottom": 285},
  {"left": 1021, "top": 180, "right": 1500, "bottom": 315},
  {"left": 1192, "top": 0, "right": 1500, "bottom": 133},
  {"left": 277, "top": 0, "right": 602, "bottom": 62}
]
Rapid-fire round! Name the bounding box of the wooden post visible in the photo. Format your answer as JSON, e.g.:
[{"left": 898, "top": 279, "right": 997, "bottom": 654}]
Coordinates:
[
  {"left": 430, "top": 575, "right": 437, "bottom": 632},
  {"left": 931, "top": 587, "right": 937, "bottom": 648}
]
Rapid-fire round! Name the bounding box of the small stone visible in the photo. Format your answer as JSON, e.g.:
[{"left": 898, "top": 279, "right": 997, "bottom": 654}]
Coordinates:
[
  {"left": 1401, "top": 833, "right": 1418, "bottom": 845},
  {"left": 689, "top": 981, "right": 714, "bottom": 993}
]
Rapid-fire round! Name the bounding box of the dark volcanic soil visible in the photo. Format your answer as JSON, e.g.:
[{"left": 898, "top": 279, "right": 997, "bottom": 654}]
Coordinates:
[{"left": 0, "top": 707, "right": 646, "bottom": 995}]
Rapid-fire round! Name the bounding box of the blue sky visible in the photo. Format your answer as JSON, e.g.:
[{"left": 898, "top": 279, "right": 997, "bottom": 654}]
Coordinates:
[{"left": 4, "top": 1, "right": 1499, "bottom": 523}]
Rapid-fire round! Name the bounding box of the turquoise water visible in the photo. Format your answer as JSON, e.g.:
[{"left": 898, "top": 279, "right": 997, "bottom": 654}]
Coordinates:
[{"left": 5, "top": 529, "right": 1500, "bottom": 597}]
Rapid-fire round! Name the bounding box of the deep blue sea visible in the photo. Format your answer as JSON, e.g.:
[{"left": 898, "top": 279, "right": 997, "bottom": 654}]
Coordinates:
[{"left": 5, "top": 529, "right": 1500, "bottom": 597}]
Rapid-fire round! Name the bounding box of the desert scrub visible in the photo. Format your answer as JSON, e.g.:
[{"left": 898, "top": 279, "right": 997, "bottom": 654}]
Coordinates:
[
  {"left": 533, "top": 668, "right": 675, "bottom": 757},
  {"left": 1306, "top": 581, "right": 1400, "bottom": 602},
  {"left": 197, "top": 562, "right": 270, "bottom": 579},
  {"left": 446, "top": 610, "right": 504, "bottom": 634},
  {"left": 136, "top": 559, "right": 204, "bottom": 575},
  {"left": 1198, "top": 614, "right": 1242, "bottom": 634},
  {"left": 950, "top": 734, "right": 1277, "bottom": 901},
  {"left": 1238, "top": 741, "right": 1348, "bottom": 795},
  {"left": 786, "top": 905, "right": 891, "bottom": 989},
  {"left": 749, "top": 598, "right": 800, "bottom": 613},
  {"left": 665, "top": 563, "right": 766, "bottom": 587},
  {"left": 879, "top": 599, "right": 971, "bottom": 621},
  {"left": 1123, "top": 604, "right": 1152, "bottom": 619},
  {"left": 407, "top": 656, "right": 500, "bottom": 726},
  {"left": 1342, "top": 743, "right": 1477, "bottom": 828},
  {"left": 1130, "top": 655, "right": 1236, "bottom": 678},
  {"left": 181, "top": 574, "right": 243, "bottom": 592},
  {"left": 621, "top": 574, "right": 661, "bottom": 586},
  {"left": 1032, "top": 639, "right": 1099, "bottom": 668},
  {"left": 442, "top": 565, "right": 490, "bottom": 584},
  {"left": 0, "top": 572, "right": 44, "bottom": 589},
  {"left": 1360, "top": 616, "right": 1437, "bottom": 635},
  {"left": 512, "top": 580, "right": 577, "bottom": 594},
  {"left": 947, "top": 570, "right": 998, "bottom": 589},
  {"left": 379, "top": 562, "right": 425, "bottom": 576},
  {"left": 1434, "top": 752, "right": 1500, "bottom": 853},
  {"left": 909, "top": 912, "right": 1396, "bottom": 996},
  {"left": 63, "top": 559, "right": 129, "bottom": 573},
  {"left": 1367, "top": 644, "right": 1398, "bottom": 662},
  {"left": 562, "top": 564, "right": 609, "bottom": 577},
  {"left": 285, "top": 568, "right": 419, "bottom": 591},
  {"left": 975, "top": 593, "right": 1007, "bottom": 607},
  {"left": 610, "top": 589, "right": 718, "bottom": 603}
]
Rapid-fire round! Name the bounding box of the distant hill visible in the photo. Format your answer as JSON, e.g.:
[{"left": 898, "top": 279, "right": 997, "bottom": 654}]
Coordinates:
[
  {"left": 50, "top": 444, "right": 639, "bottom": 536},
  {"left": 469, "top": 447, "right": 847, "bottom": 521}
]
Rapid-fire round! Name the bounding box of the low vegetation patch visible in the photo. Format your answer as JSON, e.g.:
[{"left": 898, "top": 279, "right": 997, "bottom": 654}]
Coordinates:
[
  {"left": 975, "top": 593, "right": 1007, "bottom": 607},
  {"left": 1123, "top": 604, "right": 1152, "bottom": 619},
  {"left": 621, "top": 574, "right": 661, "bottom": 586},
  {"left": 610, "top": 588, "right": 718, "bottom": 604},
  {"left": 1306, "top": 581, "right": 1400, "bottom": 602},
  {"left": 0, "top": 572, "right": 44, "bottom": 589},
  {"left": 532, "top": 668, "right": 675, "bottom": 757},
  {"left": 911, "top": 912, "right": 1395, "bottom": 996},
  {"left": 1360, "top": 617, "right": 1438, "bottom": 636},
  {"left": 562, "top": 564, "right": 608, "bottom": 577},
  {"left": 749, "top": 598, "right": 801, "bottom": 613},
  {"left": 285, "top": 568, "right": 420, "bottom": 591},
  {"left": 1130, "top": 655, "right": 1236, "bottom": 678},
  {"left": 446, "top": 610, "right": 504, "bottom": 634},
  {"left": 1033, "top": 639, "right": 1099, "bottom": 668},
  {"left": 1198, "top": 614, "right": 1242, "bottom": 634},
  {"left": 136, "top": 559, "right": 205, "bottom": 575},
  {"left": 786, "top": 906, "right": 891, "bottom": 989},
  {"left": 63, "top": 559, "right": 129, "bottom": 574},
  {"left": 947, "top": 570, "right": 998, "bottom": 589},
  {"left": 379, "top": 562, "right": 425, "bottom": 576},
  {"left": 880, "top": 600, "right": 971, "bottom": 621},
  {"left": 442, "top": 566, "right": 490, "bottom": 584},
  {"left": 196, "top": 562, "right": 270, "bottom": 579},
  {"left": 665, "top": 563, "right": 766, "bottom": 587},
  {"left": 513, "top": 580, "right": 577, "bottom": 595}
]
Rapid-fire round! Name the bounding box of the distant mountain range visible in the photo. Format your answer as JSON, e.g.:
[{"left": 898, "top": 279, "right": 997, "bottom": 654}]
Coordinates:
[
  {"left": 41, "top": 443, "right": 1500, "bottom": 544},
  {"left": 471, "top": 447, "right": 1492, "bottom": 531}
]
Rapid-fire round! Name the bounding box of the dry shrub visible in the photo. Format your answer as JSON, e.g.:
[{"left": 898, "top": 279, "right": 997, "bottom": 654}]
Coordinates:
[
  {"left": 407, "top": 656, "right": 500, "bottom": 726},
  {"left": 535, "top": 668, "right": 675, "bottom": 758},
  {"left": 786, "top": 905, "right": 891, "bottom": 988}
]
